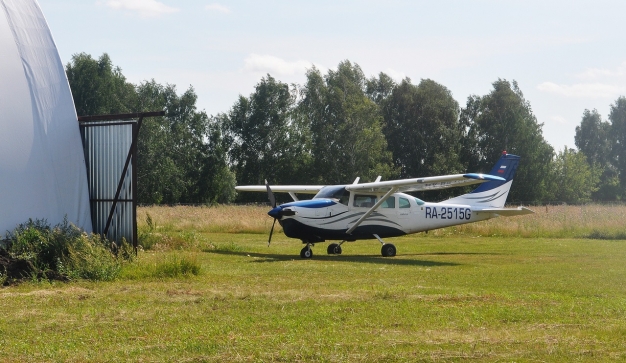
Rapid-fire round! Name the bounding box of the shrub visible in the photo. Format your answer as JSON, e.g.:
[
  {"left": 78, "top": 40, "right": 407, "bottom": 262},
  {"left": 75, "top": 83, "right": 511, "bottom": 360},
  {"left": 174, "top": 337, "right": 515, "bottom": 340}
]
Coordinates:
[{"left": 3, "top": 218, "right": 133, "bottom": 282}]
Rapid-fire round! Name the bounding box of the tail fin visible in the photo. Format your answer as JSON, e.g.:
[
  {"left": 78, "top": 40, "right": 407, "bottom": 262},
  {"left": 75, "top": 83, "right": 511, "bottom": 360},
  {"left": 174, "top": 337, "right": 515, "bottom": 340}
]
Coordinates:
[{"left": 442, "top": 152, "right": 520, "bottom": 208}]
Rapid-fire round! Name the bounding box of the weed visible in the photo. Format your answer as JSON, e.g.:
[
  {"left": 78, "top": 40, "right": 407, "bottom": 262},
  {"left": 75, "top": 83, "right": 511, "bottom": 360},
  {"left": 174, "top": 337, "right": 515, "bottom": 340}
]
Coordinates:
[
  {"left": 2, "top": 218, "right": 132, "bottom": 283},
  {"left": 153, "top": 255, "right": 201, "bottom": 278}
]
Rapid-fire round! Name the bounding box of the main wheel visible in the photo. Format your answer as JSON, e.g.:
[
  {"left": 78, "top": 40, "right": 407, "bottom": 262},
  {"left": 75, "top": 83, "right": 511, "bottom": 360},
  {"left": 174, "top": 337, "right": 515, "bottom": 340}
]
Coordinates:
[
  {"left": 381, "top": 243, "right": 396, "bottom": 257},
  {"left": 300, "top": 246, "right": 313, "bottom": 259},
  {"left": 327, "top": 243, "right": 342, "bottom": 255}
]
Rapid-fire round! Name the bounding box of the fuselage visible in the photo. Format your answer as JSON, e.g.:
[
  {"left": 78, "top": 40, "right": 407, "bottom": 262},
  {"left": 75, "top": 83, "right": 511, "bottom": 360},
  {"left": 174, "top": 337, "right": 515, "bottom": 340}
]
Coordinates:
[{"left": 270, "top": 186, "right": 493, "bottom": 243}]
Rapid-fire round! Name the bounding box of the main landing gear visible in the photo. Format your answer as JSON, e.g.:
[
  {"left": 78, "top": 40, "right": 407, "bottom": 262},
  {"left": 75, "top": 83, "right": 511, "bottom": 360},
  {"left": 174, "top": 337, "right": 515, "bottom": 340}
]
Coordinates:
[
  {"left": 300, "top": 244, "right": 313, "bottom": 259},
  {"left": 374, "top": 234, "right": 396, "bottom": 257}
]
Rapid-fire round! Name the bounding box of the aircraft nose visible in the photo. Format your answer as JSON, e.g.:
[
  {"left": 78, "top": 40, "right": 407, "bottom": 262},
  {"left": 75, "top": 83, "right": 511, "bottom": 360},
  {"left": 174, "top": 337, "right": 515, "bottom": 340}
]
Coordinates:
[{"left": 268, "top": 206, "right": 282, "bottom": 219}]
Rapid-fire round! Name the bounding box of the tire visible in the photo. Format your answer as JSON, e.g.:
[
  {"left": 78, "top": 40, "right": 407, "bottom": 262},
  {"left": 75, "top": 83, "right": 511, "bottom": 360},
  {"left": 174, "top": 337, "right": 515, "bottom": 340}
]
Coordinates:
[
  {"left": 381, "top": 243, "right": 396, "bottom": 257},
  {"left": 327, "top": 243, "right": 342, "bottom": 255},
  {"left": 300, "top": 246, "right": 313, "bottom": 259}
]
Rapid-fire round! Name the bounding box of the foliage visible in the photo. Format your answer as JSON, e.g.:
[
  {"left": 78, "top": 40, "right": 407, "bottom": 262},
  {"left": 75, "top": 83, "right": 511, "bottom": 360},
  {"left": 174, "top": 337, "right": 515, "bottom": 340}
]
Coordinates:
[
  {"left": 609, "top": 96, "right": 626, "bottom": 197},
  {"left": 380, "top": 78, "right": 463, "bottom": 199},
  {"left": 460, "top": 79, "right": 554, "bottom": 203},
  {"left": 298, "top": 62, "right": 398, "bottom": 184},
  {"left": 575, "top": 109, "right": 619, "bottom": 200},
  {"left": 219, "top": 75, "right": 310, "bottom": 202},
  {"left": 67, "top": 52, "right": 626, "bottom": 204},
  {"left": 4, "top": 218, "right": 131, "bottom": 281},
  {"left": 547, "top": 147, "right": 599, "bottom": 204},
  {"left": 66, "top": 53, "right": 137, "bottom": 116}
]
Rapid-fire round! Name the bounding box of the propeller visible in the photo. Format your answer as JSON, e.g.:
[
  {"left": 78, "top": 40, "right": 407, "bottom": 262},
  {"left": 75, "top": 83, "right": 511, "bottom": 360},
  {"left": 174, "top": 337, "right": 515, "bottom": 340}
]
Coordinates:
[{"left": 265, "top": 179, "right": 277, "bottom": 247}]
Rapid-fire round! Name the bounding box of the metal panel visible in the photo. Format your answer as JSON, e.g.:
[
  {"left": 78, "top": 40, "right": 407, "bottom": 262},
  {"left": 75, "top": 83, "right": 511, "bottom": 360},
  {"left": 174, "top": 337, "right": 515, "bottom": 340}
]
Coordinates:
[{"left": 79, "top": 120, "right": 136, "bottom": 245}]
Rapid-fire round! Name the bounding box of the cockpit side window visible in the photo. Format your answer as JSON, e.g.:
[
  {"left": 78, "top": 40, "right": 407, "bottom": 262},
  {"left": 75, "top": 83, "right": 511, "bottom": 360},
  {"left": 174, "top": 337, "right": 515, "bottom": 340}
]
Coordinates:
[
  {"left": 353, "top": 194, "right": 377, "bottom": 208},
  {"left": 313, "top": 186, "right": 350, "bottom": 205},
  {"left": 399, "top": 197, "right": 411, "bottom": 209}
]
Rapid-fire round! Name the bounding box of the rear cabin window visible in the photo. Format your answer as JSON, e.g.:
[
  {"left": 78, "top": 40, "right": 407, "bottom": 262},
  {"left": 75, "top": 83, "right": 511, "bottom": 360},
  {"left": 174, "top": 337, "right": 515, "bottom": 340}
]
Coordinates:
[
  {"left": 399, "top": 197, "right": 411, "bottom": 209},
  {"left": 381, "top": 197, "right": 395, "bottom": 208}
]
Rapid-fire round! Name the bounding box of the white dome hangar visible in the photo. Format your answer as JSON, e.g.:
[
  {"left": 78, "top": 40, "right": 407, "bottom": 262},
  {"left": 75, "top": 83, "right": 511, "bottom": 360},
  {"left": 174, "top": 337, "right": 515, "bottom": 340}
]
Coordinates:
[{"left": 0, "top": 0, "right": 92, "bottom": 234}]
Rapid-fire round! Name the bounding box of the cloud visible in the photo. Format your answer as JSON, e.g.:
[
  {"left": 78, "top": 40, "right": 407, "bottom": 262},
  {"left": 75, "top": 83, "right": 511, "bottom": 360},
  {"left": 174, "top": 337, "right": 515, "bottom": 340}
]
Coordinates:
[
  {"left": 243, "top": 54, "right": 317, "bottom": 77},
  {"left": 537, "top": 82, "right": 625, "bottom": 99},
  {"left": 576, "top": 61, "right": 626, "bottom": 81},
  {"left": 104, "top": 0, "right": 179, "bottom": 18},
  {"left": 384, "top": 68, "right": 406, "bottom": 82},
  {"left": 205, "top": 3, "right": 231, "bottom": 13}
]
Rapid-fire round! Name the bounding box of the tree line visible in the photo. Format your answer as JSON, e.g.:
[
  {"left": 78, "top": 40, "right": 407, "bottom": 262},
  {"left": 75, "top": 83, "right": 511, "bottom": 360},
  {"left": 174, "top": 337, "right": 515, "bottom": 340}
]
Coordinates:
[{"left": 66, "top": 53, "right": 626, "bottom": 205}]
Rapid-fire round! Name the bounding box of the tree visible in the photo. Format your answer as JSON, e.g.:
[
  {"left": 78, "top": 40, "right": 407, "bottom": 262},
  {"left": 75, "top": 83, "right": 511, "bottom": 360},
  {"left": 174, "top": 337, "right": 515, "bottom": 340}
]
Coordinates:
[
  {"left": 136, "top": 81, "right": 235, "bottom": 204},
  {"left": 366, "top": 72, "right": 396, "bottom": 105},
  {"left": 548, "top": 147, "right": 599, "bottom": 204},
  {"left": 460, "top": 79, "right": 554, "bottom": 203},
  {"left": 610, "top": 96, "right": 626, "bottom": 198},
  {"left": 219, "top": 75, "right": 310, "bottom": 202},
  {"left": 298, "top": 61, "right": 397, "bottom": 184},
  {"left": 380, "top": 78, "right": 463, "bottom": 181},
  {"left": 66, "top": 53, "right": 136, "bottom": 116},
  {"left": 575, "top": 109, "right": 619, "bottom": 201}
]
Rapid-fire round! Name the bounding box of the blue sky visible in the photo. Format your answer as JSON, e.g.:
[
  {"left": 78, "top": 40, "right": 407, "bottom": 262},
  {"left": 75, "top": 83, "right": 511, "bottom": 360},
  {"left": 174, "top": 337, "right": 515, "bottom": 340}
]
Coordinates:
[{"left": 39, "top": 0, "right": 626, "bottom": 150}]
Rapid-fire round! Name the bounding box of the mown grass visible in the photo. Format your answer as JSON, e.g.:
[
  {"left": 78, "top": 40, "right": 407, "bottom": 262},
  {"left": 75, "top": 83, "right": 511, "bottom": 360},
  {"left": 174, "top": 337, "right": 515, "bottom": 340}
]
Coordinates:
[{"left": 1, "top": 205, "right": 625, "bottom": 362}]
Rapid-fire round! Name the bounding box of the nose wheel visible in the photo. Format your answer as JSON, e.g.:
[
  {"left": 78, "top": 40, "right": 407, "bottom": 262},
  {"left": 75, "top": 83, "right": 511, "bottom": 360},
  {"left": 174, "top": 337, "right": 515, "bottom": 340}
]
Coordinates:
[{"left": 327, "top": 243, "right": 343, "bottom": 255}]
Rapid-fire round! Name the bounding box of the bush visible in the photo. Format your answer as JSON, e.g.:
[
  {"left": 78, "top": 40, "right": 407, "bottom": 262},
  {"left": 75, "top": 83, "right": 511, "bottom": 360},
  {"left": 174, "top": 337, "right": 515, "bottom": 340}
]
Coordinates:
[{"left": 3, "top": 218, "right": 133, "bottom": 282}]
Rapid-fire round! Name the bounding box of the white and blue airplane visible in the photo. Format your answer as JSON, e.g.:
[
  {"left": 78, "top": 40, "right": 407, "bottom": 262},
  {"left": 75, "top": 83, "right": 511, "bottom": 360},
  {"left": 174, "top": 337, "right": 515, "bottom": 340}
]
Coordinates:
[{"left": 236, "top": 152, "right": 533, "bottom": 258}]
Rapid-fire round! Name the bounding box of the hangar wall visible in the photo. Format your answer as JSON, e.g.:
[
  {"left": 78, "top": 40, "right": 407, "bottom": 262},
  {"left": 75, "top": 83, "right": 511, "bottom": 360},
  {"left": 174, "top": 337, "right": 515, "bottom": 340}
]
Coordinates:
[{"left": 0, "top": 0, "right": 92, "bottom": 234}]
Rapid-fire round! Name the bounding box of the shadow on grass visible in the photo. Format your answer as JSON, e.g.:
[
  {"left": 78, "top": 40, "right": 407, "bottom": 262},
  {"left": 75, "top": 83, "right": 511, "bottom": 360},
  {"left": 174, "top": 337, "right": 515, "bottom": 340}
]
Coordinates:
[
  {"left": 205, "top": 249, "right": 460, "bottom": 267},
  {"left": 409, "top": 252, "right": 505, "bottom": 256}
]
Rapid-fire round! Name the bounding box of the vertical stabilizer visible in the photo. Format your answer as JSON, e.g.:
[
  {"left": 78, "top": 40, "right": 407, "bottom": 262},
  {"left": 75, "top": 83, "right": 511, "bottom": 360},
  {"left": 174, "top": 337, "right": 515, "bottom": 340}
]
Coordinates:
[{"left": 442, "top": 152, "right": 520, "bottom": 208}]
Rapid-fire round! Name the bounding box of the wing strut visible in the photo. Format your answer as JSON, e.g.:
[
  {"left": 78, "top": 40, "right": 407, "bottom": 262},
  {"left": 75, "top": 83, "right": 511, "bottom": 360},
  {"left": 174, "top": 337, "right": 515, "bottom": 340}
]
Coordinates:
[{"left": 346, "top": 187, "right": 398, "bottom": 235}]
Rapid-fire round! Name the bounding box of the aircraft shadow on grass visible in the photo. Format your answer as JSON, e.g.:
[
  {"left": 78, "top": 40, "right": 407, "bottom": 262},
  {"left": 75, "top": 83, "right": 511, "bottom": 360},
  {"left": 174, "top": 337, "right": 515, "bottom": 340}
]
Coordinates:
[{"left": 204, "top": 249, "right": 460, "bottom": 267}]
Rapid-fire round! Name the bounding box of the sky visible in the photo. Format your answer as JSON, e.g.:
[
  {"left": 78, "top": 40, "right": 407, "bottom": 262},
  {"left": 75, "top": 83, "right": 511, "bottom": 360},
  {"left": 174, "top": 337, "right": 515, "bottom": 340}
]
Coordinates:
[{"left": 38, "top": 0, "right": 626, "bottom": 150}]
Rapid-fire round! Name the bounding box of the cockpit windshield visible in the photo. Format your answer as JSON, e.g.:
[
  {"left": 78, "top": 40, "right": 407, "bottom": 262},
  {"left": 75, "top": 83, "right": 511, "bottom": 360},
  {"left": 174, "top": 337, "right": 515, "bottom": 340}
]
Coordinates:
[{"left": 313, "top": 185, "right": 350, "bottom": 205}]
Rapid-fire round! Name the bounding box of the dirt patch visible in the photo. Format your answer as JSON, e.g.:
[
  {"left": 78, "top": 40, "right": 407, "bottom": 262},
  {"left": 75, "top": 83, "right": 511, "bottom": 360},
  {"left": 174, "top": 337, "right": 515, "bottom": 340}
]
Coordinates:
[{"left": 0, "top": 248, "right": 69, "bottom": 286}]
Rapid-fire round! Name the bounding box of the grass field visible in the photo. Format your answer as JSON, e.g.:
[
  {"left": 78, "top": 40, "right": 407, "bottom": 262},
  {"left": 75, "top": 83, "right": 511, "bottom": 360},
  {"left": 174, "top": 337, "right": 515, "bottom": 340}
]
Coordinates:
[{"left": 1, "top": 205, "right": 626, "bottom": 362}]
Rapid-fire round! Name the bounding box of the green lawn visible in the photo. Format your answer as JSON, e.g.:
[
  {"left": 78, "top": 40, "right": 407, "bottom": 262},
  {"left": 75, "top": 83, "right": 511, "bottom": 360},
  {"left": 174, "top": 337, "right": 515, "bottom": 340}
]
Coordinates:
[{"left": 1, "top": 233, "right": 626, "bottom": 362}]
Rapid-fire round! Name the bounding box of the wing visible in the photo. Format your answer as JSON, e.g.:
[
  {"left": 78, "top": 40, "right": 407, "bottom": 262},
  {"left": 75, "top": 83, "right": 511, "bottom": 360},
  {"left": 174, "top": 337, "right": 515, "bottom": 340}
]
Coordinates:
[
  {"left": 345, "top": 173, "right": 504, "bottom": 193},
  {"left": 235, "top": 185, "right": 325, "bottom": 194}
]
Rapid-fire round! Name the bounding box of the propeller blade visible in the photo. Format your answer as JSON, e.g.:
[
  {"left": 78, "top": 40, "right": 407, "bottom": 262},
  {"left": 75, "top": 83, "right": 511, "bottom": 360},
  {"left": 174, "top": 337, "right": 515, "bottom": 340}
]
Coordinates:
[
  {"left": 268, "top": 218, "right": 276, "bottom": 247},
  {"left": 265, "top": 179, "right": 276, "bottom": 208}
]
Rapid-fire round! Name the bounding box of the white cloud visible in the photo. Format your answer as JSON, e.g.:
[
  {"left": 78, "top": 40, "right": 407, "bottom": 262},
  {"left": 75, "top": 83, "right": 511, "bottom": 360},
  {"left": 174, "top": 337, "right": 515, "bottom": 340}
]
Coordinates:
[
  {"left": 576, "top": 61, "right": 626, "bottom": 81},
  {"left": 104, "top": 0, "right": 179, "bottom": 18},
  {"left": 537, "top": 82, "right": 625, "bottom": 99},
  {"left": 243, "top": 54, "right": 317, "bottom": 77},
  {"left": 384, "top": 68, "right": 406, "bottom": 82},
  {"left": 205, "top": 3, "right": 231, "bottom": 14}
]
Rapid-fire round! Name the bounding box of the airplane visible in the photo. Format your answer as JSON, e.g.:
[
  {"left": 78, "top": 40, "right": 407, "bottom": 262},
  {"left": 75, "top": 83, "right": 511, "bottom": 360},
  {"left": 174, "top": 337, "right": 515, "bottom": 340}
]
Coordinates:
[{"left": 235, "top": 151, "right": 533, "bottom": 258}]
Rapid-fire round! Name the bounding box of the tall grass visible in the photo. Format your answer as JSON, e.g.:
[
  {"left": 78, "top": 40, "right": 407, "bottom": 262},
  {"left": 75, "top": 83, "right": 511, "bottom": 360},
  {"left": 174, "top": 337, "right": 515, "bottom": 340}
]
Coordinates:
[{"left": 138, "top": 204, "right": 626, "bottom": 240}]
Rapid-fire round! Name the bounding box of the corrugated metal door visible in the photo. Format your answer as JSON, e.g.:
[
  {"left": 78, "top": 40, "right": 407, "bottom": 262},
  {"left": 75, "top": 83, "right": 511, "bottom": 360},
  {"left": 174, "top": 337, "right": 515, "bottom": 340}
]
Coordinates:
[{"left": 79, "top": 120, "right": 136, "bottom": 246}]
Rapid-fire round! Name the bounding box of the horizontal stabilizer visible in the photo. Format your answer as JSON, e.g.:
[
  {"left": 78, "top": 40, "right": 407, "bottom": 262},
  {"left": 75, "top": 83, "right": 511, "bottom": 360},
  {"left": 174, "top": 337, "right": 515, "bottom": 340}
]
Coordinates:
[{"left": 473, "top": 206, "right": 534, "bottom": 217}]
